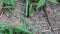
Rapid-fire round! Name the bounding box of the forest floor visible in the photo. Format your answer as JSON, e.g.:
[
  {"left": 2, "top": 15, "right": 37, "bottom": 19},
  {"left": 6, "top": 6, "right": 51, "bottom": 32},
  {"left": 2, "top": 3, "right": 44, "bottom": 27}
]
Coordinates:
[{"left": 0, "top": 0, "right": 60, "bottom": 34}]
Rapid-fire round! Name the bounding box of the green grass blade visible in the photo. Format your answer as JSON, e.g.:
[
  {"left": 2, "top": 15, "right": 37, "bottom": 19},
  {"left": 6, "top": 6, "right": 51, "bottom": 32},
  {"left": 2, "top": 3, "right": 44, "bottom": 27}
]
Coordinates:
[
  {"left": 29, "top": 3, "right": 33, "bottom": 16},
  {"left": 25, "top": 0, "right": 29, "bottom": 16},
  {"left": 3, "top": 6, "right": 15, "bottom": 8},
  {"left": 23, "top": 17, "right": 27, "bottom": 29},
  {"left": 11, "top": 0, "right": 15, "bottom": 6},
  {"left": 0, "top": 0, "right": 3, "bottom": 4},
  {"left": 11, "top": 9, "right": 18, "bottom": 17},
  {"left": 48, "top": 0, "right": 58, "bottom": 4},
  {"left": 9, "top": 28, "right": 13, "bottom": 34},
  {"left": 36, "top": 0, "right": 46, "bottom": 9},
  {"left": 4, "top": 0, "right": 11, "bottom": 5}
]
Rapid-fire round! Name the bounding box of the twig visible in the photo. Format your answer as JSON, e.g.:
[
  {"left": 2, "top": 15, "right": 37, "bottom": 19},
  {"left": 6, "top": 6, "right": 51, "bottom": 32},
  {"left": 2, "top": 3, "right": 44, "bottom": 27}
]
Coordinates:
[{"left": 42, "top": 6, "right": 55, "bottom": 34}]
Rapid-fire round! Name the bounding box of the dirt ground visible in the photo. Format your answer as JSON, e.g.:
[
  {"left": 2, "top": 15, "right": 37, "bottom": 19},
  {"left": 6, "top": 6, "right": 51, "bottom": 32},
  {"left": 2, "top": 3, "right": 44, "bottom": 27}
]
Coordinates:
[{"left": 0, "top": 0, "right": 60, "bottom": 34}]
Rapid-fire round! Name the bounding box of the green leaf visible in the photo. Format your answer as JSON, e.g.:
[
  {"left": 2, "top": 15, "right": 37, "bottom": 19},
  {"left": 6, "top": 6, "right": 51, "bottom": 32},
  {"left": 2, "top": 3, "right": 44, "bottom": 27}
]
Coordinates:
[
  {"left": 11, "top": 0, "right": 17, "bottom": 6},
  {"left": 0, "top": 0, "right": 3, "bottom": 4},
  {"left": 4, "top": 0, "right": 17, "bottom": 8},
  {"left": 4, "top": 0, "right": 11, "bottom": 5},
  {"left": 48, "top": 0, "right": 58, "bottom": 4},
  {"left": 23, "top": 17, "right": 27, "bottom": 29},
  {"left": 29, "top": 4, "right": 33, "bottom": 12},
  {"left": 29, "top": 3, "right": 33, "bottom": 16},
  {"left": 14, "top": 26, "right": 24, "bottom": 32},
  {"left": 9, "top": 28, "right": 13, "bottom": 34},
  {"left": 37, "top": 0, "right": 46, "bottom": 9},
  {"left": 15, "top": 26, "right": 33, "bottom": 34},
  {"left": 0, "top": 25, "right": 9, "bottom": 31}
]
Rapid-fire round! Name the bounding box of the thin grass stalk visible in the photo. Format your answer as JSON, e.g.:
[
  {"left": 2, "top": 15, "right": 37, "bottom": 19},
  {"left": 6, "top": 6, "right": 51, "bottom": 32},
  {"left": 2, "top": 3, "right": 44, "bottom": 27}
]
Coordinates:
[{"left": 25, "top": 0, "right": 29, "bottom": 17}]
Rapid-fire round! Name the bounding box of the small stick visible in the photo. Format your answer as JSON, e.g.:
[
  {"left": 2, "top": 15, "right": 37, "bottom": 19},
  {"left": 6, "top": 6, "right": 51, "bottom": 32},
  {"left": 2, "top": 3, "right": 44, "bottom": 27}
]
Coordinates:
[{"left": 42, "top": 6, "right": 55, "bottom": 34}]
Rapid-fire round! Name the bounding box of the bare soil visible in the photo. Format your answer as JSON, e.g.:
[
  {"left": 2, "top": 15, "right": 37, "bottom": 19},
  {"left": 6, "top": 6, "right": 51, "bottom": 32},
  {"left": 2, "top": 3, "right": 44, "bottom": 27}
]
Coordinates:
[{"left": 0, "top": 0, "right": 60, "bottom": 34}]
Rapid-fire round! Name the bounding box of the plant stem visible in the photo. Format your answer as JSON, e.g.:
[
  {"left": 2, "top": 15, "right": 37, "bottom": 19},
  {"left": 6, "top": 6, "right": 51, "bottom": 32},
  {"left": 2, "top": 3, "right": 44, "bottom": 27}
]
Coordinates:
[
  {"left": 23, "top": 17, "right": 27, "bottom": 29},
  {"left": 25, "top": 0, "right": 29, "bottom": 17}
]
